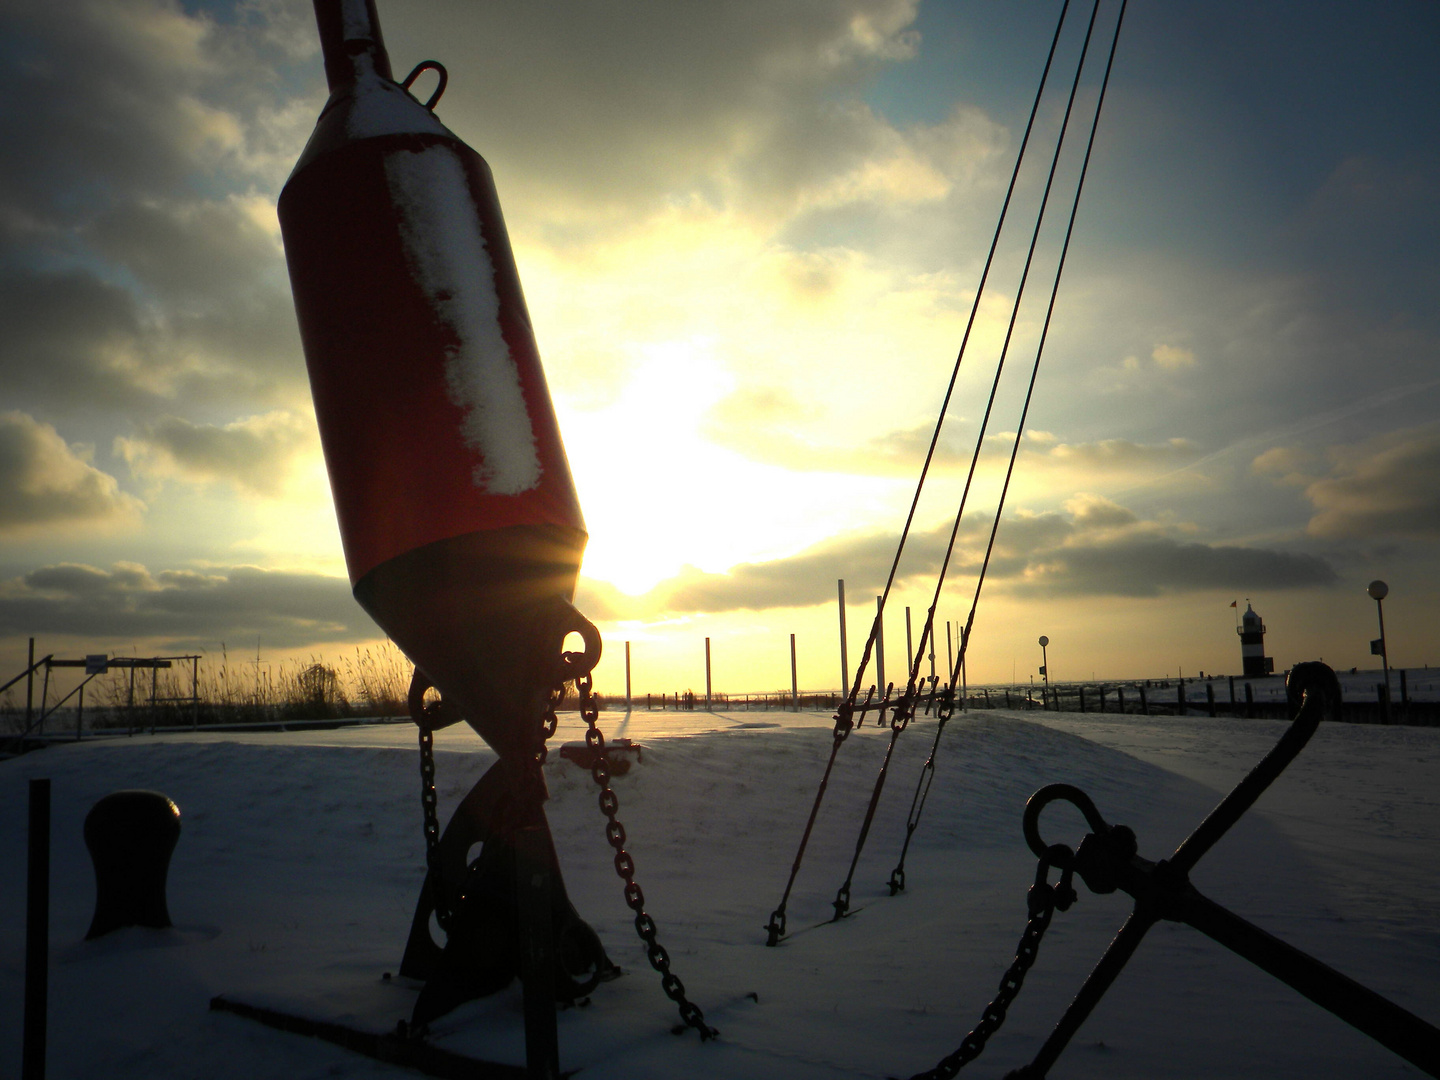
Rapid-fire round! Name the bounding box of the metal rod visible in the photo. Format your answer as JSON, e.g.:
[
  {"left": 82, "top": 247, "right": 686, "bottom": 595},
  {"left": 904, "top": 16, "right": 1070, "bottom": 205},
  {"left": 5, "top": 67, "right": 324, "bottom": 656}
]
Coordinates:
[
  {"left": 790, "top": 634, "right": 798, "bottom": 709},
  {"left": 1027, "top": 908, "right": 1158, "bottom": 1077},
  {"left": 23, "top": 777, "right": 50, "bottom": 1080},
  {"left": 624, "top": 641, "right": 632, "bottom": 711},
  {"left": 875, "top": 596, "right": 886, "bottom": 693},
  {"left": 25, "top": 637, "right": 35, "bottom": 737},
  {"left": 837, "top": 579, "right": 848, "bottom": 694},
  {"left": 704, "top": 637, "right": 712, "bottom": 711},
  {"left": 1376, "top": 595, "right": 1392, "bottom": 725},
  {"left": 1170, "top": 673, "right": 1328, "bottom": 875},
  {"left": 1179, "top": 890, "right": 1440, "bottom": 1077}
]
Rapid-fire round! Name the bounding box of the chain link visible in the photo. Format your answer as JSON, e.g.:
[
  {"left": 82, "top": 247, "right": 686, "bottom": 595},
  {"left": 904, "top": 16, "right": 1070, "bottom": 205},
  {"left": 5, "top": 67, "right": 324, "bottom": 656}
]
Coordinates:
[
  {"left": 907, "top": 852, "right": 1075, "bottom": 1080},
  {"left": 416, "top": 718, "right": 453, "bottom": 934},
  {"left": 575, "top": 671, "right": 718, "bottom": 1041}
]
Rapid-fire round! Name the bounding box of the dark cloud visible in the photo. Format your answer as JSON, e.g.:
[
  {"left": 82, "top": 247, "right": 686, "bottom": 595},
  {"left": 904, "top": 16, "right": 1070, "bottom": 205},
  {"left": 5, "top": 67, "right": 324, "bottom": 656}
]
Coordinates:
[
  {"left": 0, "top": 561, "right": 376, "bottom": 650},
  {"left": 0, "top": 412, "right": 143, "bottom": 532},
  {"left": 1305, "top": 423, "right": 1440, "bottom": 539},
  {"left": 653, "top": 496, "right": 1332, "bottom": 612},
  {"left": 372, "top": 0, "right": 1010, "bottom": 229},
  {"left": 1007, "top": 538, "right": 1335, "bottom": 599},
  {"left": 85, "top": 198, "right": 283, "bottom": 306},
  {"left": 115, "top": 410, "right": 315, "bottom": 495}
]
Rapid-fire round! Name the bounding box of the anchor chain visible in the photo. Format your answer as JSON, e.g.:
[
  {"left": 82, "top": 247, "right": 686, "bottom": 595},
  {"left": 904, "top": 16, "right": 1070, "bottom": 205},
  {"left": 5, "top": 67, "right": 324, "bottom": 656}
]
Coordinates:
[
  {"left": 575, "top": 671, "right": 718, "bottom": 1040},
  {"left": 416, "top": 705, "right": 452, "bottom": 933},
  {"left": 905, "top": 846, "right": 1076, "bottom": 1080}
]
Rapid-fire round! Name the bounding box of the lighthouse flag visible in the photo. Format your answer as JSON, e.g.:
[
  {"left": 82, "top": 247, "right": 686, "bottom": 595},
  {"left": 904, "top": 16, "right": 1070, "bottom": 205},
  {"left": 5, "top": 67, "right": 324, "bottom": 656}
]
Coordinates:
[{"left": 1230, "top": 600, "right": 1238, "bottom": 608}]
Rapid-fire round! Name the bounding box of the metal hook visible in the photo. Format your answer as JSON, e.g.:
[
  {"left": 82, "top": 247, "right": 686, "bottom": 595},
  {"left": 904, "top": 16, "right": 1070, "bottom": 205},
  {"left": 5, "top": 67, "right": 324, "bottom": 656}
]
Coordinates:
[{"left": 401, "top": 60, "right": 448, "bottom": 110}]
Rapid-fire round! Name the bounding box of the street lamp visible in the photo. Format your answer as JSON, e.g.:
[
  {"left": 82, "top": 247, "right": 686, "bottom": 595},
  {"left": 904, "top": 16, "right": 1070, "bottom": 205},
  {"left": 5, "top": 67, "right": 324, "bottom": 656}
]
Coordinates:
[
  {"left": 1367, "top": 580, "right": 1391, "bottom": 724},
  {"left": 1038, "top": 635, "right": 1050, "bottom": 711}
]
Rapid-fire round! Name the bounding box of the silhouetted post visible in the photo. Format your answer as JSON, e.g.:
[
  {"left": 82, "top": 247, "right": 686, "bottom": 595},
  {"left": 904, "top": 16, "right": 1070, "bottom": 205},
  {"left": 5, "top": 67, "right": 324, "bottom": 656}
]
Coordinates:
[
  {"left": 1177, "top": 681, "right": 1185, "bottom": 716},
  {"left": 76, "top": 683, "right": 84, "bottom": 741},
  {"left": 25, "top": 637, "right": 34, "bottom": 737},
  {"left": 624, "top": 641, "right": 632, "bottom": 711},
  {"left": 1206, "top": 681, "right": 1216, "bottom": 718},
  {"left": 1139, "top": 684, "right": 1149, "bottom": 716},
  {"left": 904, "top": 607, "right": 913, "bottom": 680},
  {"left": 1245, "top": 681, "right": 1254, "bottom": 718},
  {"left": 24, "top": 778, "right": 49, "bottom": 1080},
  {"left": 945, "top": 623, "right": 953, "bottom": 687},
  {"left": 1078, "top": 685, "right": 1086, "bottom": 713},
  {"left": 1116, "top": 686, "right": 1125, "bottom": 713},
  {"left": 1229, "top": 675, "right": 1236, "bottom": 715},
  {"left": 875, "top": 596, "right": 886, "bottom": 694},
  {"left": 1038, "top": 636, "right": 1050, "bottom": 711},
  {"left": 704, "top": 637, "right": 712, "bottom": 711},
  {"left": 1369, "top": 580, "right": 1392, "bottom": 724},
  {"left": 192, "top": 656, "right": 200, "bottom": 729},
  {"left": 837, "top": 580, "right": 849, "bottom": 694},
  {"left": 790, "top": 634, "right": 798, "bottom": 709},
  {"left": 1400, "top": 669, "right": 1409, "bottom": 705},
  {"left": 514, "top": 824, "right": 559, "bottom": 1080}
]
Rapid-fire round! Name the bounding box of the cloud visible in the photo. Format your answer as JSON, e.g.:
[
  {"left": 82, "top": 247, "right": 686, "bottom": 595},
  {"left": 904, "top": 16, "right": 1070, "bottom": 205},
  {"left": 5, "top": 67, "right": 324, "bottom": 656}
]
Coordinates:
[
  {"left": 1304, "top": 423, "right": 1440, "bottom": 539},
  {"left": 0, "top": 412, "right": 144, "bottom": 534},
  {"left": 642, "top": 495, "right": 1331, "bottom": 612},
  {"left": 115, "top": 410, "right": 316, "bottom": 495},
  {"left": 1150, "top": 343, "right": 1196, "bottom": 371},
  {"left": 0, "top": 561, "right": 376, "bottom": 650},
  {"left": 703, "top": 390, "right": 1202, "bottom": 480}
]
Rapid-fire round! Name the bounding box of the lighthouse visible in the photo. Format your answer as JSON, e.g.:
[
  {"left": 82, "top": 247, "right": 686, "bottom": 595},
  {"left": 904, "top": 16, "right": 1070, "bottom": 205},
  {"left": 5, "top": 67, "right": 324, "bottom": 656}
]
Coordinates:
[{"left": 1237, "top": 602, "right": 1274, "bottom": 677}]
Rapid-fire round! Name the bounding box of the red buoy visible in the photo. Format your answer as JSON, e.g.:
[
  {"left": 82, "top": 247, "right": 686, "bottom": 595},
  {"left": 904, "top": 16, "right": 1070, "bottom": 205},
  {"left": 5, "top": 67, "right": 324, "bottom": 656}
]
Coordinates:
[{"left": 278, "top": 0, "right": 596, "bottom": 761}]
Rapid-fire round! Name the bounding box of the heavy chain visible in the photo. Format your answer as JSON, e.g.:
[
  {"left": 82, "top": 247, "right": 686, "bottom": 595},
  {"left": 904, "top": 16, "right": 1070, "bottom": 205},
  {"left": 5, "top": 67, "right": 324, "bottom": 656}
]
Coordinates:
[
  {"left": 907, "top": 849, "right": 1076, "bottom": 1080},
  {"left": 575, "top": 671, "right": 718, "bottom": 1040},
  {"left": 417, "top": 720, "right": 452, "bottom": 933}
]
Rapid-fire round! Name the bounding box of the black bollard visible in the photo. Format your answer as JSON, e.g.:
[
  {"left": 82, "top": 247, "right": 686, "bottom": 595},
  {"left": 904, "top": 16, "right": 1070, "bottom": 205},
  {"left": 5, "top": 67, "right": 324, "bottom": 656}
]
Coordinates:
[{"left": 84, "top": 790, "right": 181, "bottom": 940}]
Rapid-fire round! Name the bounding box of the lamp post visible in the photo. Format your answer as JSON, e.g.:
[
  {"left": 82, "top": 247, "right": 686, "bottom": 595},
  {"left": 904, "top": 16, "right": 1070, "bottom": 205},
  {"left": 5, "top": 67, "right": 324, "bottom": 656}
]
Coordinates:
[
  {"left": 1368, "top": 580, "right": 1391, "bottom": 724},
  {"left": 1038, "top": 635, "right": 1050, "bottom": 711}
]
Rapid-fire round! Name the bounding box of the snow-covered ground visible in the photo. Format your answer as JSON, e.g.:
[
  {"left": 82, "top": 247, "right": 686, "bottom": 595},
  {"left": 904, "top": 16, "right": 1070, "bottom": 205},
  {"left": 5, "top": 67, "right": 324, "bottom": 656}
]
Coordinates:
[{"left": 2, "top": 706, "right": 1437, "bottom": 1078}]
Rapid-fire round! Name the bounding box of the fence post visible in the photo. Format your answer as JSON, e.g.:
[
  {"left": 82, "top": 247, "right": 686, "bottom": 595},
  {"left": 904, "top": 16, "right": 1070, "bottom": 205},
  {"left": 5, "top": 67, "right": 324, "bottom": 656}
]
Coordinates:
[
  {"left": 837, "top": 580, "right": 849, "bottom": 695},
  {"left": 704, "top": 638, "right": 712, "bottom": 711},
  {"left": 1206, "top": 681, "right": 1216, "bottom": 718},
  {"left": 624, "top": 641, "right": 632, "bottom": 711},
  {"left": 1078, "top": 685, "right": 1087, "bottom": 713},
  {"left": 1117, "top": 686, "right": 1125, "bottom": 713},
  {"left": 1245, "top": 681, "right": 1254, "bottom": 719},
  {"left": 1140, "top": 685, "right": 1149, "bottom": 716},
  {"left": 1177, "top": 680, "right": 1185, "bottom": 716}
]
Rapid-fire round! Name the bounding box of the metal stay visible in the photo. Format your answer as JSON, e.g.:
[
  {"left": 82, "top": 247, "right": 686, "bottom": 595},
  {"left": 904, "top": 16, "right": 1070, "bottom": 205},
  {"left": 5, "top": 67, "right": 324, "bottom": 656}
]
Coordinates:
[{"left": 1012, "top": 661, "right": 1440, "bottom": 1078}]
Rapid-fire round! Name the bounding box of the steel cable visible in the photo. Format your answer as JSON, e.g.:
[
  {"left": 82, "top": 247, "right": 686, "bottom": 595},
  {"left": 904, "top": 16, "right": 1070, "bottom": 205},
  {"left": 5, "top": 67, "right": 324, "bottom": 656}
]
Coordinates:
[{"left": 763, "top": 0, "right": 1076, "bottom": 945}]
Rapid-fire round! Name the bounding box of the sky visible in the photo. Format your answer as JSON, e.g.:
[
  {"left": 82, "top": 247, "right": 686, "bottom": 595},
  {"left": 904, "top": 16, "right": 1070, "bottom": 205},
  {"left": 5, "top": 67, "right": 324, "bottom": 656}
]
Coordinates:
[{"left": 2, "top": 0, "right": 1439, "bottom": 699}]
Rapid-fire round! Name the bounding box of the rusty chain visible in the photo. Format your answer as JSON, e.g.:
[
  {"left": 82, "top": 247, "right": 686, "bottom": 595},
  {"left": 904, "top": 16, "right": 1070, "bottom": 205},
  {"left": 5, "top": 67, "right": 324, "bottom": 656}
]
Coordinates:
[
  {"left": 575, "top": 671, "right": 718, "bottom": 1040},
  {"left": 905, "top": 847, "right": 1076, "bottom": 1080}
]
